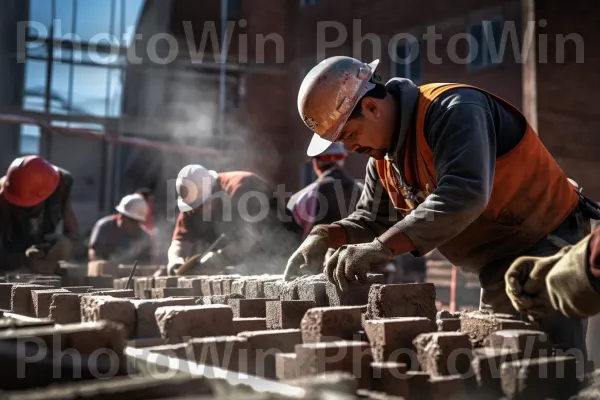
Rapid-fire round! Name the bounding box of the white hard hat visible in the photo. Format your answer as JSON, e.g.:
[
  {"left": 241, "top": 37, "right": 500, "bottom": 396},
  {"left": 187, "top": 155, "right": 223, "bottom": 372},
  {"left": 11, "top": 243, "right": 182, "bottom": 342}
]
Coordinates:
[
  {"left": 298, "top": 56, "right": 381, "bottom": 157},
  {"left": 115, "top": 194, "right": 148, "bottom": 222},
  {"left": 176, "top": 164, "right": 218, "bottom": 212},
  {"left": 317, "top": 142, "right": 348, "bottom": 157}
]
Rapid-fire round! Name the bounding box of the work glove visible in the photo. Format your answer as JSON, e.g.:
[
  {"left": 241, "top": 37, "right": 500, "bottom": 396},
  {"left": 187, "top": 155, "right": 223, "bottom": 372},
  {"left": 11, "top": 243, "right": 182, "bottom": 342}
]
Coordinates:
[
  {"left": 505, "top": 246, "right": 572, "bottom": 319},
  {"left": 325, "top": 239, "right": 394, "bottom": 292},
  {"left": 283, "top": 226, "right": 331, "bottom": 281}
]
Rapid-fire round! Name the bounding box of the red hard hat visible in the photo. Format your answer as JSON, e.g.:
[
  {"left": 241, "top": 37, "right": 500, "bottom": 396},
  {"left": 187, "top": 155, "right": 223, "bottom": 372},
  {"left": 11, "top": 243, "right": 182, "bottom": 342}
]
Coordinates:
[{"left": 2, "top": 156, "right": 60, "bottom": 207}]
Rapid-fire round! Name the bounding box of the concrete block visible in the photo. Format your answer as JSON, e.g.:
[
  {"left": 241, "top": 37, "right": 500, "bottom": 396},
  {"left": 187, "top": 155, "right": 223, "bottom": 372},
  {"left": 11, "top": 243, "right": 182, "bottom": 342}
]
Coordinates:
[
  {"left": 113, "top": 277, "right": 128, "bottom": 289},
  {"left": 472, "top": 347, "right": 521, "bottom": 397},
  {"left": 80, "top": 295, "right": 136, "bottom": 337},
  {"left": 326, "top": 274, "right": 384, "bottom": 306},
  {"left": 131, "top": 298, "right": 196, "bottom": 338},
  {"left": 298, "top": 281, "right": 328, "bottom": 306},
  {"left": 238, "top": 328, "right": 303, "bottom": 378},
  {"left": 437, "top": 310, "right": 463, "bottom": 320},
  {"left": 155, "top": 305, "right": 233, "bottom": 343},
  {"left": 266, "top": 300, "right": 315, "bottom": 329},
  {"left": 49, "top": 293, "right": 81, "bottom": 323},
  {"left": 295, "top": 340, "right": 373, "bottom": 389},
  {"left": 281, "top": 280, "right": 299, "bottom": 301},
  {"left": 178, "top": 277, "right": 206, "bottom": 296},
  {"left": 276, "top": 353, "right": 298, "bottom": 380},
  {"left": 437, "top": 318, "right": 461, "bottom": 332},
  {"left": 501, "top": 356, "right": 579, "bottom": 399},
  {"left": 301, "top": 306, "right": 363, "bottom": 343},
  {"left": 151, "top": 287, "right": 194, "bottom": 299},
  {"left": 133, "top": 277, "right": 154, "bottom": 298},
  {"left": 11, "top": 284, "right": 52, "bottom": 316},
  {"left": 29, "top": 279, "right": 61, "bottom": 288},
  {"left": 232, "top": 317, "right": 267, "bottom": 334},
  {"left": 31, "top": 289, "right": 69, "bottom": 318},
  {"left": 366, "top": 283, "right": 437, "bottom": 321},
  {"left": 413, "top": 332, "right": 473, "bottom": 377},
  {"left": 201, "top": 279, "right": 213, "bottom": 296},
  {"left": 227, "top": 298, "right": 267, "bottom": 318},
  {"left": 371, "top": 362, "right": 409, "bottom": 398},
  {"left": 284, "top": 372, "right": 358, "bottom": 395},
  {"left": 264, "top": 281, "right": 283, "bottom": 299},
  {"left": 245, "top": 279, "right": 267, "bottom": 299},
  {"left": 231, "top": 278, "right": 247, "bottom": 296},
  {"left": 460, "top": 311, "right": 532, "bottom": 347},
  {"left": 188, "top": 335, "right": 248, "bottom": 371},
  {"left": 364, "top": 317, "right": 436, "bottom": 366},
  {"left": 62, "top": 286, "right": 93, "bottom": 293},
  {"left": 88, "top": 260, "right": 119, "bottom": 277},
  {"left": 211, "top": 279, "right": 223, "bottom": 296}
]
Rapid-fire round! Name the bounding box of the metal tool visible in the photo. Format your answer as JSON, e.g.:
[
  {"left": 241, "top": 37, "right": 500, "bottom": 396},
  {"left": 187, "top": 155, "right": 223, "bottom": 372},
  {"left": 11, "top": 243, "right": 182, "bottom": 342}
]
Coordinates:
[
  {"left": 176, "top": 232, "right": 228, "bottom": 276},
  {"left": 126, "top": 260, "right": 138, "bottom": 289}
]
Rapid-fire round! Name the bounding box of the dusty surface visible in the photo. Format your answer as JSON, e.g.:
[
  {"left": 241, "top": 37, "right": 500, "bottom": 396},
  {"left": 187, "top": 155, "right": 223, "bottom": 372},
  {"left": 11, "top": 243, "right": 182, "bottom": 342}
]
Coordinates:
[
  {"left": 80, "top": 295, "right": 136, "bottom": 337},
  {"left": 49, "top": 293, "right": 82, "bottom": 323},
  {"left": 301, "top": 306, "right": 363, "bottom": 343},
  {"left": 131, "top": 297, "right": 196, "bottom": 338},
  {"left": 266, "top": 300, "right": 315, "bottom": 330},
  {"left": 366, "top": 283, "right": 437, "bottom": 321},
  {"left": 326, "top": 274, "right": 384, "bottom": 306},
  {"left": 460, "top": 311, "right": 532, "bottom": 347},
  {"left": 155, "top": 304, "right": 233, "bottom": 343},
  {"left": 31, "top": 289, "right": 69, "bottom": 318},
  {"left": 413, "top": 332, "right": 473, "bottom": 377},
  {"left": 11, "top": 284, "right": 52, "bottom": 316}
]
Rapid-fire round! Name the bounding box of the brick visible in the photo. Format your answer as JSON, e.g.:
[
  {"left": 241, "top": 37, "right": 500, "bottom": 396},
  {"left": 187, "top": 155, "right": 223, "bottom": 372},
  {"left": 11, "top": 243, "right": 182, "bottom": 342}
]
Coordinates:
[
  {"left": 429, "top": 375, "right": 469, "bottom": 400},
  {"left": 63, "top": 286, "right": 93, "bottom": 293},
  {"left": 90, "top": 289, "right": 135, "bottom": 298},
  {"left": 153, "top": 276, "right": 179, "bottom": 288},
  {"left": 501, "top": 356, "right": 579, "bottom": 400},
  {"left": 178, "top": 277, "right": 206, "bottom": 296},
  {"left": 221, "top": 278, "right": 234, "bottom": 295},
  {"left": 366, "top": 283, "right": 437, "bottom": 321},
  {"left": 232, "top": 317, "right": 267, "bottom": 334},
  {"left": 301, "top": 306, "right": 363, "bottom": 343},
  {"left": 266, "top": 300, "right": 315, "bottom": 329},
  {"left": 484, "top": 329, "right": 553, "bottom": 358},
  {"left": 29, "top": 279, "right": 61, "bottom": 288},
  {"left": 133, "top": 277, "right": 154, "bottom": 298},
  {"left": 112, "top": 277, "right": 128, "bottom": 289},
  {"left": 31, "top": 289, "right": 69, "bottom": 318},
  {"left": 211, "top": 279, "right": 223, "bottom": 295},
  {"left": 231, "top": 278, "right": 247, "bottom": 296},
  {"left": 85, "top": 275, "right": 114, "bottom": 289},
  {"left": 0, "top": 283, "right": 14, "bottom": 309},
  {"left": 198, "top": 294, "right": 243, "bottom": 305},
  {"left": 0, "top": 320, "right": 126, "bottom": 390},
  {"left": 264, "top": 281, "right": 283, "bottom": 299},
  {"left": 9, "top": 372, "right": 212, "bottom": 399},
  {"left": 281, "top": 280, "right": 299, "bottom": 301},
  {"left": 326, "top": 274, "right": 384, "bottom": 306},
  {"left": 284, "top": 372, "right": 358, "bottom": 395},
  {"left": 295, "top": 340, "right": 373, "bottom": 389},
  {"left": 80, "top": 295, "right": 136, "bottom": 337},
  {"left": 201, "top": 279, "right": 214, "bottom": 296},
  {"left": 472, "top": 347, "right": 521, "bottom": 397},
  {"left": 245, "top": 279, "right": 266, "bottom": 298},
  {"left": 155, "top": 305, "right": 233, "bottom": 343},
  {"left": 132, "top": 298, "right": 196, "bottom": 338},
  {"left": 364, "top": 317, "right": 436, "bottom": 366},
  {"left": 49, "top": 293, "right": 81, "bottom": 323},
  {"left": 298, "top": 281, "right": 328, "bottom": 306},
  {"left": 227, "top": 298, "right": 267, "bottom": 318},
  {"left": 437, "top": 318, "right": 461, "bottom": 332},
  {"left": 276, "top": 353, "right": 298, "bottom": 380},
  {"left": 88, "top": 260, "right": 119, "bottom": 277},
  {"left": 188, "top": 335, "right": 248, "bottom": 371},
  {"left": 151, "top": 287, "right": 194, "bottom": 299},
  {"left": 460, "top": 311, "right": 532, "bottom": 347},
  {"left": 437, "top": 310, "right": 463, "bottom": 320},
  {"left": 238, "top": 328, "right": 303, "bottom": 378},
  {"left": 413, "top": 332, "right": 473, "bottom": 377},
  {"left": 371, "top": 362, "right": 409, "bottom": 398},
  {"left": 11, "top": 284, "right": 52, "bottom": 316}
]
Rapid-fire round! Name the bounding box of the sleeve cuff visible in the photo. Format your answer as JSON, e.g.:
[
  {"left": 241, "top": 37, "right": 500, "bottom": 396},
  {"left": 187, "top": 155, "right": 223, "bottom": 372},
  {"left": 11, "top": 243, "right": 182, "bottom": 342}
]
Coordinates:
[
  {"left": 378, "top": 227, "right": 416, "bottom": 256},
  {"left": 324, "top": 224, "right": 347, "bottom": 249}
]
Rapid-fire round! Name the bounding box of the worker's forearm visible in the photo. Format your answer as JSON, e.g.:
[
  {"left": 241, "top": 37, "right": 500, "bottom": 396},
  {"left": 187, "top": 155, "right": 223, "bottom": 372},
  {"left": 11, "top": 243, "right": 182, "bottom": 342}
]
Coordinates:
[{"left": 167, "top": 240, "right": 194, "bottom": 266}]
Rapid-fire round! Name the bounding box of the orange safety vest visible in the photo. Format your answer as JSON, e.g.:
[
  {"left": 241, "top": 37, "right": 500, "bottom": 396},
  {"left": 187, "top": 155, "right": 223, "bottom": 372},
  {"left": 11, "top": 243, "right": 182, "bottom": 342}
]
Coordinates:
[{"left": 376, "top": 83, "right": 579, "bottom": 270}]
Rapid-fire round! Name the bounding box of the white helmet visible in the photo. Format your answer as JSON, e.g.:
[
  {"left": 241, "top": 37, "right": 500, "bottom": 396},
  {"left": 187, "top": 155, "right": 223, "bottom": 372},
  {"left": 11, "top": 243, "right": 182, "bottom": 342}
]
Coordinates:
[
  {"left": 176, "top": 164, "right": 218, "bottom": 212},
  {"left": 115, "top": 194, "right": 148, "bottom": 222}
]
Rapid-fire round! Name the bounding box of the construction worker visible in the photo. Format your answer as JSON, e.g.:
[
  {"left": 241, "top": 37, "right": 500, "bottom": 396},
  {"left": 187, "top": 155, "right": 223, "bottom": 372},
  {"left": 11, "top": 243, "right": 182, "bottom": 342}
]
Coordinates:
[
  {"left": 88, "top": 194, "right": 151, "bottom": 264},
  {"left": 284, "top": 56, "right": 590, "bottom": 353},
  {"left": 287, "top": 142, "right": 363, "bottom": 238},
  {"left": 0, "top": 156, "right": 78, "bottom": 274},
  {"left": 168, "top": 165, "right": 302, "bottom": 276},
  {"left": 506, "top": 225, "right": 600, "bottom": 319}
]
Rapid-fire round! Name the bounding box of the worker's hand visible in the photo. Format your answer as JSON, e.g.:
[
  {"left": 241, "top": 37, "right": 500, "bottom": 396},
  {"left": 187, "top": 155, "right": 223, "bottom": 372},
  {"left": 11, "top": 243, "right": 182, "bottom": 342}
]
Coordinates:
[
  {"left": 325, "top": 239, "right": 394, "bottom": 292},
  {"left": 505, "top": 248, "right": 571, "bottom": 319},
  {"left": 283, "top": 226, "right": 331, "bottom": 281},
  {"left": 167, "top": 259, "right": 184, "bottom": 276},
  {"left": 43, "top": 233, "right": 73, "bottom": 262}
]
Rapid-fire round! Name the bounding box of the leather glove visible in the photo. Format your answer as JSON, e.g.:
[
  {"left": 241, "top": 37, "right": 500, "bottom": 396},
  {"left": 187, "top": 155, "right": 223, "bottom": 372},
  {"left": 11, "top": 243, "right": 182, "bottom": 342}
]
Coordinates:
[
  {"left": 325, "top": 239, "right": 394, "bottom": 292},
  {"left": 283, "top": 226, "right": 331, "bottom": 281},
  {"left": 505, "top": 246, "right": 572, "bottom": 319}
]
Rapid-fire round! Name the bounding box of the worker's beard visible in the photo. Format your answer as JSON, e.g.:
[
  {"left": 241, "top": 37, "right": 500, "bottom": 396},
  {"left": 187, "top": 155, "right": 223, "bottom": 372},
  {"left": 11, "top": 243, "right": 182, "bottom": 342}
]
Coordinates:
[{"left": 356, "top": 147, "right": 387, "bottom": 160}]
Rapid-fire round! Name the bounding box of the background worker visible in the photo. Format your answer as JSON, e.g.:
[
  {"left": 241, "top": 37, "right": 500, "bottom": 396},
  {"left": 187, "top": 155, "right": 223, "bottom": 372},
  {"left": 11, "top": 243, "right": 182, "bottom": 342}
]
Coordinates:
[
  {"left": 135, "top": 186, "right": 159, "bottom": 263},
  {"left": 168, "top": 164, "right": 302, "bottom": 276},
  {"left": 284, "top": 56, "right": 591, "bottom": 353},
  {"left": 88, "top": 194, "right": 152, "bottom": 264},
  {"left": 0, "top": 156, "right": 78, "bottom": 274},
  {"left": 287, "top": 142, "right": 363, "bottom": 239}
]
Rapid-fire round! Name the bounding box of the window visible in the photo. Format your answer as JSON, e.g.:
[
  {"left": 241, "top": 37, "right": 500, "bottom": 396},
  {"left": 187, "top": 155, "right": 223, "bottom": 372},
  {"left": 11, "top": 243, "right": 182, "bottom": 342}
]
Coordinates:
[
  {"left": 468, "top": 19, "right": 504, "bottom": 69},
  {"left": 23, "top": 60, "right": 48, "bottom": 112},
  {"left": 20, "top": 125, "right": 41, "bottom": 155},
  {"left": 393, "top": 39, "right": 422, "bottom": 82}
]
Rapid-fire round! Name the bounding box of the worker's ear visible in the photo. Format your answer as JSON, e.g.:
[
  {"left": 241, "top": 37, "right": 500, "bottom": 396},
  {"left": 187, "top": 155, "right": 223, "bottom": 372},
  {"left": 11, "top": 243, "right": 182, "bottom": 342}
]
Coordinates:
[{"left": 362, "top": 98, "right": 380, "bottom": 119}]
